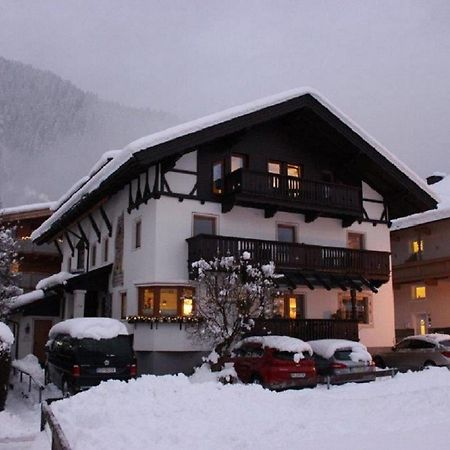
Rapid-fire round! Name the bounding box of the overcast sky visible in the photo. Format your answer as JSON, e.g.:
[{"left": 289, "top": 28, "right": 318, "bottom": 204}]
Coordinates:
[{"left": 0, "top": 0, "right": 449, "bottom": 178}]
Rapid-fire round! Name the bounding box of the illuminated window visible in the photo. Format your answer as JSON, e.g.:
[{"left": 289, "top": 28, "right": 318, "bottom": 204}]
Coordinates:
[
  {"left": 231, "top": 154, "right": 246, "bottom": 172},
  {"left": 273, "top": 294, "right": 304, "bottom": 319},
  {"left": 411, "top": 240, "right": 424, "bottom": 255},
  {"left": 268, "top": 161, "right": 281, "bottom": 174},
  {"left": 212, "top": 160, "right": 224, "bottom": 194},
  {"left": 288, "top": 297, "right": 297, "bottom": 319},
  {"left": 138, "top": 286, "right": 195, "bottom": 317},
  {"left": 413, "top": 286, "right": 427, "bottom": 300},
  {"left": 287, "top": 164, "right": 301, "bottom": 179}
]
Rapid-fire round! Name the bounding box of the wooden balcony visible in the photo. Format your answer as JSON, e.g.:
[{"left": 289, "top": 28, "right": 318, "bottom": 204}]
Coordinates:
[
  {"left": 249, "top": 318, "right": 359, "bottom": 341},
  {"left": 187, "top": 234, "right": 390, "bottom": 287},
  {"left": 393, "top": 256, "right": 450, "bottom": 285},
  {"left": 222, "top": 169, "right": 363, "bottom": 223}
]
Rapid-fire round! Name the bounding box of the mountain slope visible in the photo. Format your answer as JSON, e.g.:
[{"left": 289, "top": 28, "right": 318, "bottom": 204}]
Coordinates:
[{"left": 0, "top": 57, "right": 177, "bottom": 207}]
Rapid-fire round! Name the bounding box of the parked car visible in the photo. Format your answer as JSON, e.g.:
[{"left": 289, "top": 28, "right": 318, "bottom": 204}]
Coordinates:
[
  {"left": 308, "top": 339, "right": 375, "bottom": 384},
  {"left": 223, "top": 336, "right": 317, "bottom": 390},
  {"left": 372, "top": 334, "right": 450, "bottom": 371},
  {"left": 45, "top": 318, "right": 136, "bottom": 396}
]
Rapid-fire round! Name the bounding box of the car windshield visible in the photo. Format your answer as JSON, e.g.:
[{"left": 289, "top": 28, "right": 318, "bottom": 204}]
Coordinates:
[
  {"left": 333, "top": 349, "right": 353, "bottom": 361},
  {"left": 76, "top": 335, "right": 132, "bottom": 357},
  {"left": 273, "top": 350, "right": 306, "bottom": 361}
]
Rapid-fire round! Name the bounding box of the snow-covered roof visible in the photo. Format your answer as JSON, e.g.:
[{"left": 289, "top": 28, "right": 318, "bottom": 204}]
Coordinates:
[
  {"left": 392, "top": 175, "right": 450, "bottom": 231},
  {"left": 48, "top": 318, "right": 128, "bottom": 340},
  {"left": 403, "top": 333, "right": 450, "bottom": 344},
  {"left": 35, "top": 271, "right": 75, "bottom": 290},
  {"left": 0, "top": 201, "right": 56, "bottom": 218},
  {"left": 0, "top": 322, "right": 14, "bottom": 350},
  {"left": 32, "top": 87, "right": 438, "bottom": 242},
  {"left": 308, "top": 339, "right": 372, "bottom": 363},
  {"left": 10, "top": 290, "right": 45, "bottom": 309},
  {"left": 235, "top": 335, "right": 312, "bottom": 356}
]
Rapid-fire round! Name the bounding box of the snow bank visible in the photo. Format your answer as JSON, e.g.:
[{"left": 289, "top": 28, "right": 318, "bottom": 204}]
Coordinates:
[
  {"left": 50, "top": 368, "right": 450, "bottom": 450},
  {"left": 0, "top": 322, "right": 14, "bottom": 351},
  {"left": 48, "top": 318, "right": 128, "bottom": 340},
  {"left": 308, "top": 339, "right": 372, "bottom": 363},
  {"left": 36, "top": 271, "right": 75, "bottom": 290},
  {"left": 10, "top": 289, "right": 45, "bottom": 309},
  {"left": 235, "top": 335, "right": 313, "bottom": 356}
]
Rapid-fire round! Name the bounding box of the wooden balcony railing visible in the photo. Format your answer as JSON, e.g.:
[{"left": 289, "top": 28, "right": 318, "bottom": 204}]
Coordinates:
[
  {"left": 223, "top": 169, "right": 362, "bottom": 217},
  {"left": 187, "top": 234, "right": 390, "bottom": 282},
  {"left": 249, "top": 318, "right": 359, "bottom": 341}
]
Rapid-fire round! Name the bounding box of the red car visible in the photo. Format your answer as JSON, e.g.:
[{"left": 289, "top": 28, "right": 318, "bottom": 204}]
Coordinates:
[{"left": 224, "top": 336, "right": 317, "bottom": 390}]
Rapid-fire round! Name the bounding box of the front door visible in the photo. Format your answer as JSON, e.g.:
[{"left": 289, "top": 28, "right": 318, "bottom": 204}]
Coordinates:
[
  {"left": 33, "top": 319, "right": 53, "bottom": 363},
  {"left": 414, "top": 313, "right": 428, "bottom": 335}
]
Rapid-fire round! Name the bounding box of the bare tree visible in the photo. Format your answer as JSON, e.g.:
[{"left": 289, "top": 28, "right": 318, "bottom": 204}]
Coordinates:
[
  {"left": 0, "top": 226, "right": 21, "bottom": 317},
  {"left": 190, "top": 253, "right": 277, "bottom": 357}
]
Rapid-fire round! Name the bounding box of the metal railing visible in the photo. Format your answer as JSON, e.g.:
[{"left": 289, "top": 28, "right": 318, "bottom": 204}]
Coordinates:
[
  {"left": 11, "top": 362, "right": 45, "bottom": 403},
  {"left": 41, "top": 401, "right": 71, "bottom": 450}
]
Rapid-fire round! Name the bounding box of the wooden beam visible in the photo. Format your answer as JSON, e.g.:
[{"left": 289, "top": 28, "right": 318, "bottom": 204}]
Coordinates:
[
  {"left": 304, "top": 212, "right": 319, "bottom": 223},
  {"left": 329, "top": 274, "right": 347, "bottom": 291},
  {"left": 66, "top": 229, "right": 82, "bottom": 240},
  {"left": 77, "top": 223, "right": 89, "bottom": 247},
  {"left": 143, "top": 169, "right": 151, "bottom": 203},
  {"left": 88, "top": 214, "right": 101, "bottom": 243},
  {"left": 359, "top": 276, "right": 378, "bottom": 293},
  {"left": 296, "top": 273, "right": 315, "bottom": 290},
  {"left": 54, "top": 240, "right": 63, "bottom": 257},
  {"left": 64, "top": 232, "right": 75, "bottom": 256},
  {"left": 342, "top": 217, "right": 356, "bottom": 228},
  {"left": 127, "top": 182, "right": 134, "bottom": 213},
  {"left": 135, "top": 175, "right": 143, "bottom": 208},
  {"left": 264, "top": 206, "right": 278, "bottom": 219},
  {"left": 99, "top": 206, "right": 112, "bottom": 237},
  {"left": 313, "top": 273, "right": 331, "bottom": 290}
]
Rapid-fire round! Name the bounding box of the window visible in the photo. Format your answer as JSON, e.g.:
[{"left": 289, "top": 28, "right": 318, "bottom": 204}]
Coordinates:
[
  {"left": 231, "top": 154, "right": 246, "bottom": 172},
  {"left": 103, "top": 238, "right": 109, "bottom": 262},
  {"left": 347, "top": 233, "right": 364, "bottom": 250},
  {"left": 410, "top": 239, "right": 424, "bottom": 261},
  {"left": 273, "top": 294, "right": 304, "bottom": 319},
  {"left": 412, "top": 286, "right": 427, "bottom": 300},
  {"left": 138, "top": 286, "right": 195, "bottom": 317},
  {"left": 135, "top": 220, "right": 142, "bottom": 249},
  {"left": 287, "top": 164, "right": 301, "bottom": 179},
  {"left": 193, "top": 215, "right": 216, "bottom": 236},
  {"left": 268, "top": 161, "right": 281, "bottom": 174},
  {"left": 91, "top": 244, "right": 97, "bottom": 267},
  {"left": 277, "top": 224, "right": 296, "bottom": 243},
  {"left": 212, "top": 160, "right": 224, "bottom": 194},
  {"left": 338, "top": 294, "right": 372, "bottom": 325},
  {"left": 120, "top": 292, "right": 127, "bottom": 319},
  {"left": 76, "top": 241, "right": 85, "bottom": 271}
]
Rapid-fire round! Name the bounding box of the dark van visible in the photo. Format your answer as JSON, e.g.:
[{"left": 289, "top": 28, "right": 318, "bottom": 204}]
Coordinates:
[{"left": 45, "top": 333, "right": 136, "bottom": 396}]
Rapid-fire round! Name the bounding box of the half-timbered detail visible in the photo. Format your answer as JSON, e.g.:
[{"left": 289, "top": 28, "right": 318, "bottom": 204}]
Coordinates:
[{"left": 29, "top": 88, "right": 437, "bottom": 375}]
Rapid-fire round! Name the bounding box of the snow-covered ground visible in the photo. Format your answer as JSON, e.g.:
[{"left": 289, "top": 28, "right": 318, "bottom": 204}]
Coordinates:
[{"left": 3, "top": 360, "right": 450, "bottom": 450}]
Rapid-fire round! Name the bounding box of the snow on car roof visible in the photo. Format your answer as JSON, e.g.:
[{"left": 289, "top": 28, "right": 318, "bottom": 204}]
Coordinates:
[
  {"left": 307, "top": 339, "right": 372, "bottom": 363},
  {"left": 0, "top": 322, "right": 14, "bottom": 350},
  {"left": 404, "top": 333, "right": 450, "bottom": 344},
  {"left": 48, "top": 318, "right": 128, "bottom": 340},
  {"left": 235, "top": 335, "right": 312, "bottom": 355}
]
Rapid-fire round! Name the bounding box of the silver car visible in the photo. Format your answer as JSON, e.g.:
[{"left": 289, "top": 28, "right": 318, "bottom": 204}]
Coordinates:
[{"left": 373, "top": 334, "right": 450, "bottom": 371}]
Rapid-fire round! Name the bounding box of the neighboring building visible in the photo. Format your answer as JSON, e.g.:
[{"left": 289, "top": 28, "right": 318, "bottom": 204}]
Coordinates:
[
  {"left": 30, "top": 89, "right": 437, "bottom": 374},
  {"left": 391, "top": 173, "right": 450, "bottom": 339},
  {"left": 0, "top": 203, "right": 61, "bottom": 361}
]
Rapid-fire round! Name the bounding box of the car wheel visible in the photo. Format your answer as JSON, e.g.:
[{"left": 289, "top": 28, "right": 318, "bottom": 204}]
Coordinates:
[
  {"left": 423, "top": 360, "right": 436, "bottom": 369},
  {"left": 373, "top": 356, "right": 386, "bottom": 369}
]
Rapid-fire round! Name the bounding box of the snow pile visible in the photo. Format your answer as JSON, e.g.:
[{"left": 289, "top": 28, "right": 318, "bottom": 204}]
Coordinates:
[
  {"left": 308, "top": 339, "right": 372, "bottom": 363},
  {"left": 0, "top": 322, "right": 14, "bottom": 351},
  {"left": 235, "top": 335, "right": 313, "bottom": 356},
  {"left": 190, "top": 362, "right": 237, "bottom": 384},
  {"left": 49, "top": 368, "right": 450, "bottom": 450},
  {"left": 10, "top": 289, "right": 45, "bottom": 309},
  {"left": 36, "top": 271, "right": 75, "bottom": 290},
  {"left": 48, "top": 318, "right": 128, "bottom": 340},
  {"left": 11, "top": 354, "right": 44, "bottom": 384}
]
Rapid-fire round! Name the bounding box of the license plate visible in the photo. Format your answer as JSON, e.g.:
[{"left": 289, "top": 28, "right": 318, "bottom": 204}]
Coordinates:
[
  {"left": 290, "top": 372, "right": 306, "bottom": 379},
  {"left": 96, "top": 367, "right": 116, "bottom": 374}
]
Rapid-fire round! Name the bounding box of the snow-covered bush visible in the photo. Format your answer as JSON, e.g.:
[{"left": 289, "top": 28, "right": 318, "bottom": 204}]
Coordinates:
[
  {"left": 0, "top": 226, "right": 22, "bottom": 317},
  {"left": 190, "top": 253, "right": 277, "bottom": 356},
  {"left": 0, "top": 321, "right": 14, "bottom": 411}
]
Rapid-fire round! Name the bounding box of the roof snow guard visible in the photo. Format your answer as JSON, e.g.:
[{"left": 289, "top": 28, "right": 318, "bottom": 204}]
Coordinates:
[{"left": 31, "top": 88, "right": 438, "bottom": 244}]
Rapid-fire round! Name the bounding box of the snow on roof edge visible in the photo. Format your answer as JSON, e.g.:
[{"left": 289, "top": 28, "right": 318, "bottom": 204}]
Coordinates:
[
  {"left": 391, "top": 205, "right": 450, "bottom": 231},
  {"left": 31, "top": 87, "right": 438, "bottom": 242},
  {"left": 0, "top": 201, "right": 56, "bottom": 217}
]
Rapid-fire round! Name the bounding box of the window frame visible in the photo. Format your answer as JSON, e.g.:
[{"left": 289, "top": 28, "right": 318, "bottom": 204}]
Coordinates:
[
  {"left": 120, "top": 291, "right": 127, "bottom": 319},
  {"left": 91, "top": 244, "right": 97, "bottom": 267},
  {"left": 231, "top": 153, "right": 247, "bottom": 173},
  {"left": 212, "top": 160, "right": 224, "bottom": 194},
  {"left": 192, "top": 214, "right": 217, "bottom": 236},
  {"left": 103, "top": 237, "right": 109, "bottom": 263},
  {"left": 134, "top": 219, "right": 142, "bottom": 249},
  {"left": 347, "top": 232, "right": 365, "bottom": 250},
  {"left": 276, "top": 223, "right": 297, "bottom": 243},
  {"left": 76, "top": 241, "right": 86, "bottom": 271},
  {"left": 412, "top": 285, "right": 427, "bottom": 300},
  {"left": 138, "top": 286, "right": 195, "bottom": 317},
  {"left": 338, "top": 293, "right": 373, "bottom": 326}
]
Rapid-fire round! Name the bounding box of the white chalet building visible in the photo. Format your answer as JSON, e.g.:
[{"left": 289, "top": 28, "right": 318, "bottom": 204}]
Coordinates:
[{"left": 31, "top": 88, "right": 437, "bottom": 374}]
